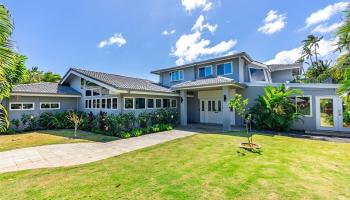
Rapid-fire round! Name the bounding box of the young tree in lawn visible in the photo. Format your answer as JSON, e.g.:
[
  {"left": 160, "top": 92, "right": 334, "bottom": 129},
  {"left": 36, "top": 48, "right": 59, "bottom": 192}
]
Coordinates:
[
  {"left": 228, "top": 94, "right": 254, "bottom": 145},
  {"left": 67, "top": 111, "right": 83, "bottom": 137}
]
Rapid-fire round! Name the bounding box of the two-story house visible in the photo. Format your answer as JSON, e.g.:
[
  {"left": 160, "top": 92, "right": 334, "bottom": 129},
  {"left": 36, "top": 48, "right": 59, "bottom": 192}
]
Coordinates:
[{"left": 4, "top": 52, "right": 349, "bottom": 132}]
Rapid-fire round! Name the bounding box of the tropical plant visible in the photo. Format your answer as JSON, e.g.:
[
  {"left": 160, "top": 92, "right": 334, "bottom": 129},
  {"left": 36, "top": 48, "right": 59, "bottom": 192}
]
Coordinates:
[
  {"left": 10, "top": 119, "right": 20, "bottom": 131},
  {"left": 301, "top": 34, "right": 323, "bottom": 64},
  {"left": 21, "top": 67, "right": 61, "bottom": 83},
  {"left": 228, "top": 94, "right": 254, "bottom": 145},
  {"left": 138, "top": 112, "right": 151, "bottom": 128},
  {"left": 250, "top": 84, "right": 304, "bottom": 131},
  {"left": 66, "top": 111, "right": 83, "bottom": 137},
  {"left": 0, "top": 4, "right": 27, "bottom": 132}
]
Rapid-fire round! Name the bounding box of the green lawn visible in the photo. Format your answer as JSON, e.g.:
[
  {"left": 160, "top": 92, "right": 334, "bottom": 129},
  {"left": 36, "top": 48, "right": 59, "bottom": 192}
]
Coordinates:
[
  {"left": 0, "top": 132, "right": 349, "bottom": 199},
  {"left": 0, "top": 130, "right": 118, "bottom": 152}
]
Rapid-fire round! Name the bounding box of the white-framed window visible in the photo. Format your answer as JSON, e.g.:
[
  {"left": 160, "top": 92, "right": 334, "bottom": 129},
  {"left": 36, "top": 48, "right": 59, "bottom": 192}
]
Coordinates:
[
  {"left": 289, "top": 96, "right": 312, "bottom": 117},
  {"left": 198, "top": 66, "right": 212, "bottom": 78},
  {"left": 124, "top": 97, "right": 134, "bottom": 109},
  {"left": 217, "top": 62, "right": 233, "bottom": 75},
  {"left": 112, "top": 98, "right": 118, "bottom": 109},
  {"left": 135, "top": 98, "right": 146, "bottom": 109},
  {"left": 10, "top": 102, "right": 35, "bottom": 111},
  {"left": 163, "top": 99, "right": 170, "bottom": 108},
  {"left": 155, "top": 98, "right": 162, "bottom": 108},
  {"left": 171, "top": 99, "right": 177, "bottom": 108},
  {"left": 147, "top": 98, "right": 154, "bottom": 109},
  {"left": 249, "top": 67, "right": 268, "bottom": 82},
  {"left": 40, "top": 102, "right": 60, "bottom": 110},
  {"left": 85, "top": 90, "right": 92, "bottom": 97},
  {"left": 169, "top": 70, "right": 184, "bottom": 82}
]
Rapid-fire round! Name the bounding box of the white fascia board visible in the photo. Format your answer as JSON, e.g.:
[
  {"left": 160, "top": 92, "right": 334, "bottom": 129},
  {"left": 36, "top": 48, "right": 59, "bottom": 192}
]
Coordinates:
[
  {"left": 128, "top": 90, "right": 179, "bottom": 97},
  {"left": 10, "top": 93, "right": 81, "bottom": 97},
  {"left": 245, "top": 82, "right": 340, "bottom": 89},
  {"left": 172, "top": 83, "right": 245, "bottom": 91}
]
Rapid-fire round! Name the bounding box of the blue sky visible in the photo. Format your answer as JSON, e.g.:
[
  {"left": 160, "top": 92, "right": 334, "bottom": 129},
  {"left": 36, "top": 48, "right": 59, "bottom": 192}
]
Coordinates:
[{"left": 2, "top": 0, "right": 348, "bottom": 81}]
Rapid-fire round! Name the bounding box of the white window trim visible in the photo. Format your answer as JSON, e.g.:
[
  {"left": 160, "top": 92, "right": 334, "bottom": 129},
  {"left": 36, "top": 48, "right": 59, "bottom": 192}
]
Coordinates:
[
  {"left": 155, "top": 98, "right": 162, "bottom": 108},
  {"left": 146, "top": 98, "right": 155, "bottom": 109},
  {"left": 198, "top": 65, "right": 213, "bottom": 78},
  {"left": 171, "top": 99, "right": 177, "bottom": 108},
  {"left": 40, "top": 102, "right": 60, "bottom": 110},
  {"left": 134, "top": 97, "right": 146, "bottom": 110},
  {"left": 169, "top": 70, "right": 184, "bottom": 82},
  {"left": 248, "top": 67, "right": 268, "bottom": 83},
  {"left": 291, "top": 95, "right": 313, "bottom": 117},
  {"left": 10, "top": 102, "right": 35, "bottom": 111},
  {"left": 124, "top": 97, "right": 135, "bottom": 110},
  {"left": 111, "top": 97, "right": 118, "bottom": 110},
  {"left": 163, "top": 98, "right": 171, "bottom": 108},
  {"left": 216, "top": 62, "right": 233, "bottom": 76}
]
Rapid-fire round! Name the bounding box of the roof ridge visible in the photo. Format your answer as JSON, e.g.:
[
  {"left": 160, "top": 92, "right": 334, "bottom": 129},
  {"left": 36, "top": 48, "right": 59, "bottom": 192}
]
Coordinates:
[{"left": 71, "top": 67, "right": 156, "bottom": 83}]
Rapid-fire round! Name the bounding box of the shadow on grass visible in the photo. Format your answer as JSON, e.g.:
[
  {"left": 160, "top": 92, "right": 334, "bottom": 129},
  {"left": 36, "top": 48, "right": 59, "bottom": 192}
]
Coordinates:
[{"left": 37, "top": 129, "right": 119, "bottom": 143}]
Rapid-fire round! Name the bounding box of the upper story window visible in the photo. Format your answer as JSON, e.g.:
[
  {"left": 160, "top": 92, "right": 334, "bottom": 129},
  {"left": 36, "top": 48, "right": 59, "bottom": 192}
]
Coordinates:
[
  {"left": 217, "top": 63, "right": 232, "bottom": 75},
  {"left": 198, "top": 66, "right": 212, "bottom": 78},
  {"left": 249, "top": 67, "right": 267, "bottom": 82},
  {"left": 169, "top": 70, "right": 184, "bottom": 82}
]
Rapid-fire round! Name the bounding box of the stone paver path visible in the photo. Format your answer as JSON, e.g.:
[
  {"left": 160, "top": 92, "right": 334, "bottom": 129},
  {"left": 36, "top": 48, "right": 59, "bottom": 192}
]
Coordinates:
[{"left": 0, "top": 130, "right": 195, "bottom": 173}]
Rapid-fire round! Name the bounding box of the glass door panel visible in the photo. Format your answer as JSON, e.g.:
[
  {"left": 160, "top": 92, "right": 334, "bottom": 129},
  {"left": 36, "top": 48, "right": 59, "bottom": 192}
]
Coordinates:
[{"left": 319, "top": 98, "right": 334, "bottom": 128}]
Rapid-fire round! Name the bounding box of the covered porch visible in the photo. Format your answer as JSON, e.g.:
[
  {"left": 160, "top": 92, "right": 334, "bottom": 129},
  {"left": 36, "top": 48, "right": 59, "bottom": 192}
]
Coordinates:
[{"left": 172, "top": 77, "right": 246, "bottom": 131}]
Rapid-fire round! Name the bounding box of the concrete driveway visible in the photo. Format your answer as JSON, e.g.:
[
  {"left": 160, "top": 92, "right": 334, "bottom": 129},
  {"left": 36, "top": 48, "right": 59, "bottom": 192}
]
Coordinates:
[{"left": 0, "top": 130, "right": 195, "bottom": 173}]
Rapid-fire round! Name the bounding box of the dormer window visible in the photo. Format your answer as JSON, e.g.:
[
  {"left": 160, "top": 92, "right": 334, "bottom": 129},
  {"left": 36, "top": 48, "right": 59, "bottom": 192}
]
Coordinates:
[
  {"left": 198, "top": 66, "right": 212, "bottom": 78},
  {"left": 217, "top": 63, "right": 232, "bottom": 75},
  {"left": 249, "top": 67, "right": 267, "bottom": 82},
  {"left": 169, "top": 70, "right": 184, "bottom": 82}
]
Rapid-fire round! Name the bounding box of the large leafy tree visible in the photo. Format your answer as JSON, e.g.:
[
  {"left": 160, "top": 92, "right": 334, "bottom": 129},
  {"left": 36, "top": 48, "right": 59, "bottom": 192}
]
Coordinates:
[
  {"left": 21, "top": 66, "right": 61, "bottom": 83},
  {"left": 0, "top": 4, "right": 26, "bottom": 132},
  {"left": 250, "top": 84, "right": 304, "bottom": 131}
]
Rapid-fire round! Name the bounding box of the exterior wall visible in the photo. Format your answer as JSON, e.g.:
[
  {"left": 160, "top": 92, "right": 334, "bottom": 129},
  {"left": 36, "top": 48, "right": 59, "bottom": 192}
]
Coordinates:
[
  {"left": 241, "top": 85, "right": 338, "bottom": 131},
  {"left": 7, "top": 96, "right": 79, "bottom": 122},
  {"left": 271, "top": 70, "right": 293, "bottom": 83}
]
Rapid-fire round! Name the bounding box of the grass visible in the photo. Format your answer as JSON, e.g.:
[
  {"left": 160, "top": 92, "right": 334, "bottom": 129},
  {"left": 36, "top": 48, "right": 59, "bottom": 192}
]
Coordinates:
[
  {"left": 0, "top": 132, "right": 350, "bottom": 199},
  {"left": 0, "top": 129, "right": 118, "bottom": 152}
]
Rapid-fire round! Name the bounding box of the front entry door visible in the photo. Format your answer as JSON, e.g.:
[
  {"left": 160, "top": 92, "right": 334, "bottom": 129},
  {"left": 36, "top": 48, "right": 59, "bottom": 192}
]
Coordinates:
[
  {"left": 200, "top": 99, "right": 235, "bottom": 125},
  {"left": 316, "top": 96, "right": 350, "bottom": 131}
]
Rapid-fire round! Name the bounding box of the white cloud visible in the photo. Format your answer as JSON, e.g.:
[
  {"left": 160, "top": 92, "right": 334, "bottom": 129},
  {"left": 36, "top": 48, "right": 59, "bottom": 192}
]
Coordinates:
[
  {"left": 98, "top": 33, "right": 126, "bottom": 48},
  {"left": 265, "top": 38, "right": 338, "bottom": 64},
  {"left": 191, "top": 15, "right": 218, "bottom": 33},
  {"left": 181, "top": 0, "right": 212, "bottom": 12},
  {"left": 171, "top": 31, "right": 237, "bottom": 65},
  {"left": 305, "top": 1, "right": 349, "bottom": 28},
  {"left": 258, "top": 10, "right": 287, "bottom": 35},
  {"left": 162, "top": 29, "right": 176, "bottom": 35},
  {"left": 312, "top": 22, "right": 344, "bottom": 33}
]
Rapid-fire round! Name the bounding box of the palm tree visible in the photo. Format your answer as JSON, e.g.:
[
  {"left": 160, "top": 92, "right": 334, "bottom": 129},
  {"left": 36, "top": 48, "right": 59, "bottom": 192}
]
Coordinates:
[
  {"left": 0, "top": 4, "right": 26, "bottom": 132},
  {"left": 301, "top": 34, "right": 323, "bottom": 64}
]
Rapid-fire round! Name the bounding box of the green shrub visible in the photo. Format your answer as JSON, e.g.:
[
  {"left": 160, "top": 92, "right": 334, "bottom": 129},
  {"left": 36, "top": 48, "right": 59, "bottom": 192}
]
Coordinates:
[
  {"left": 105, "top": 114, "right": 122, "bottom": 135},
  {"left": 131, "top": 128, "right": 143, "bottom": 137},
  {"left": 162, "top": 124, "right": 173, "bottom": 131},
  {"left": 150, "top": 124, "right": 161, "bottom": 133},
  {"left": 119, "top": 131, "right": 132, "bottom": 139},
  {"left": 120, "top": 113, "right": 136, "bottom": 131},
  {"left": 11, "top": 119, "right": 20, "bottom": 131},
  {"left": 151, "top": 108, "right": 178, "bottom": 125},
  {"left": 138, "top": 112, "right": 151, "bottom": 128},
  {"left": 21, "top": 114, "right": 37, "bottom": 131},
  {"left": 250, "top": 84, "right": 304, "bottom": 131}
]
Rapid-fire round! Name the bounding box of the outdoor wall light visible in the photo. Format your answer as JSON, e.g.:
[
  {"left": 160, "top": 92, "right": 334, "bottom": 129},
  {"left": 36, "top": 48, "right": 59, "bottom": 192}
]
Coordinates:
[
  {"left": 181, "top": 97, "right": 183, "bottom": 103},
  {"left": 224, "top": 94, "right": 227, "bottom": 102}
]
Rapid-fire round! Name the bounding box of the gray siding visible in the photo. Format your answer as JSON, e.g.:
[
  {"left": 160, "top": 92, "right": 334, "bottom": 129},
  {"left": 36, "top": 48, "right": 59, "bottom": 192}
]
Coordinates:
[
  {"left": 241, "top": 85, "right": 338, "bottom": 131},
  {"left": 187, "top": 92, "right": 200, "bottom": 123},
  {"left": 7, "top": 96, "right": 79, "bottom": 122},
  {"left": 271, "top": 70, "right": 294, "bottom": 83}
]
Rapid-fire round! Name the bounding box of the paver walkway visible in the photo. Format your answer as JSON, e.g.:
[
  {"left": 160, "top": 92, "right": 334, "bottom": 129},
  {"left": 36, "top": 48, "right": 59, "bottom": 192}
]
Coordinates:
[{"left": 0, "top": 130, "right": 195, "bottom": 173}]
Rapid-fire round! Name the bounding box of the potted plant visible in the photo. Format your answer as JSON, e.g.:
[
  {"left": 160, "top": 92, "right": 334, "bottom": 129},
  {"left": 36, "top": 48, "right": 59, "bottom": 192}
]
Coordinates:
[{"left": 228, "top": 94, "right": 260, "bottom": 150}]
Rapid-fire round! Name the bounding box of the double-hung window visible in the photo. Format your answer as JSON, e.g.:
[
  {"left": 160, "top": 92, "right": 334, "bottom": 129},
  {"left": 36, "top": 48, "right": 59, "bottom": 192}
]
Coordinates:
[
  {"left": 40, "top": 102, "right": 60, "bottom": 110},
  {"left": 217, "top": 63, "right": 232, "bottom": 75},
  {"left": 169, "top": 70, "right": 184, "bottom": 82},
  {"left": 124, "top": 98, "right": 134, "bottom": 109},
  {"left": 135, "top": 98, "right": 146, "bottom": 109},
  {"left": 198, "top": 66, "right": 212, "bottom": 78},
  {"left": 147, "top": 99, "right": 154, "bottom": 109},
  {"left": 10, "top": 102, "right": 35, "bottom": 110}
]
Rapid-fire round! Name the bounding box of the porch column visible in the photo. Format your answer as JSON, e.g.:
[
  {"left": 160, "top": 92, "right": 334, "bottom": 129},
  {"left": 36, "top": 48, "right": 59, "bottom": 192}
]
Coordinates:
[
  {"left": 180, "top": 90, "right": 187, "bottom": 126},
  {"left": 222, "top": 86, "right": 231, "bottom": 131}
]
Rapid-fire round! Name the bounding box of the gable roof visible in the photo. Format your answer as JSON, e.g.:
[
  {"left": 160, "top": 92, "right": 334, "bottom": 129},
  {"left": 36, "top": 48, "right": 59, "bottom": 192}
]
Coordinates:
[
  {"left": 268, "top": 63, "right": 304, "bottom": 72},
  {"left": 171, "top": 76, "right": 245, "bottom": 90},
  {"left": 151, "top": 52, "right": 253, "bottom": 74},
  {"left": 11, "top": 82, "right": 81, "bottom": 96},
  {"left": 61, "top": 68, "right": 174, "bottom": 94}
]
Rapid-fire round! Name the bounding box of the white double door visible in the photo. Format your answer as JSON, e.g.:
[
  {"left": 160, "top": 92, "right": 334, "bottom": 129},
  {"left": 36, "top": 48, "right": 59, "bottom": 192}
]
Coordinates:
[
  {"left": 200, "top": 98, "right": 235, "bottom": 125},
  {"left": 316, "top": 96, "right": 350, "bottom": 131}
]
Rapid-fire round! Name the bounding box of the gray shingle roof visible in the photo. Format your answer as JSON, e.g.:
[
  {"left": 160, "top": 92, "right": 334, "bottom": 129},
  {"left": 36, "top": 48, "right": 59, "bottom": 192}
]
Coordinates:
[
  {"left": 268, "top": 63, "right": 303, "bottom": 72},
  {"left": 12, "top": 82, "right": 81, "bottom": 96},
  {"left": 171, "top": 76, "right": 244, "bottom": 90},
  {"left": 70, "top": 68, "right": 173, "bottom": 93}
]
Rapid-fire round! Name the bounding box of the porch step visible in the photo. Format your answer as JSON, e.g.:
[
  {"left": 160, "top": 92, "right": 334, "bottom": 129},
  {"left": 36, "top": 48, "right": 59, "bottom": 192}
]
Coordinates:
[{"left": 305, "top": 130, "right": 350, "bottom": 138}]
